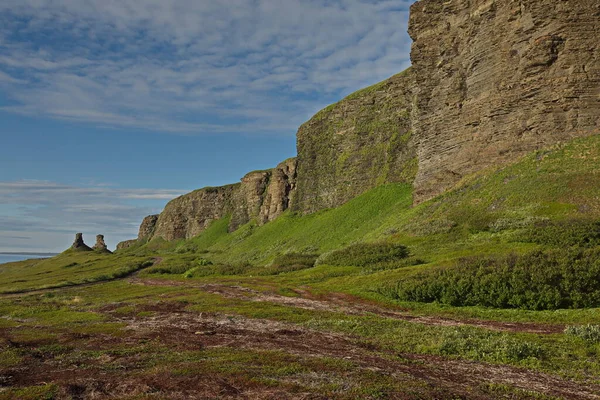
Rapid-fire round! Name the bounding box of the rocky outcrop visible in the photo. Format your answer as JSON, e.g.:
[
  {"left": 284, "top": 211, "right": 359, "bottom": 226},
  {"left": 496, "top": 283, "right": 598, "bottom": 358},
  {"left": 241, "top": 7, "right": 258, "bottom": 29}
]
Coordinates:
[
  {"left": 259, "top": 158, "right": 297, "bottom": 224},
  {"left": 151, "top": 184, "right": 239, "bottom": 241},
  {"left": 116, "top": 239, "right": 137, "bottom": 251},
  {"left": 93, "top": 234, "right": 111, "bottom": 253},
  {"left": 409, "top": 0, "right": 600, "bottom": 202},
  {"left": 294, "top": 69, "right": 417, "bottom": 214},
  {"left": 124, "top": 0, "right": 600, "bottom": 242},
  {"left": 71, "top": 233, "right": 92, "bottom": 252},
  {"left": 229, "top": 170, "right": 271, "bottom": 232},
  {"left": 138, "top": 215, "right": 159, "bottom": 240}
]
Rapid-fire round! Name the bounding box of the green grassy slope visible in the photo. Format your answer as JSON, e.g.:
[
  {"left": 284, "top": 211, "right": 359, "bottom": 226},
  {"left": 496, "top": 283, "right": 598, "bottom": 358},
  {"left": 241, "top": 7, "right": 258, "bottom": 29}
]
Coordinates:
[
  {"left": 130, "top": 135, "right": 599, "bottom": 267},
  {"left": 0, "top": 252, "right": 153, "bottom": 294}
]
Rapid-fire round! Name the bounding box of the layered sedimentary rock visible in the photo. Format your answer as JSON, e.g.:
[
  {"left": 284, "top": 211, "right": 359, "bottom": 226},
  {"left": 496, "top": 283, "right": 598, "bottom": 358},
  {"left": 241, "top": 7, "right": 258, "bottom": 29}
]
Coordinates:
[
  {"left": 259, "top": 158, "right": 297, "bottom": 224},
  {"left": 124, "top": 0, "right": 600, "bottom": 242},
  {"left": 294, "top": 69, "right": 417, "bottom": 214},
  {"left": 409, "top": 0, "right": 600, "bottom": 202},
  {"left": 71, "top": 233, "right": 92, "bottom": 251},
  {"left": 151, "top": 184, "right": 239, "bottom": 241},
  {"left": 92, "top": 234, "right": 111, "bottom": 253},
  {"left": 138, "top": 215, "right": 159, "bottom": 240},
  {"left": 116, "top": 239, "right": 137, "bottom": 251},
  {"left": 229, "top": 170, "right": 271, "bottom": 231},
  {"left": 148, "top": 158, "right": 300, "bottom": 240}
]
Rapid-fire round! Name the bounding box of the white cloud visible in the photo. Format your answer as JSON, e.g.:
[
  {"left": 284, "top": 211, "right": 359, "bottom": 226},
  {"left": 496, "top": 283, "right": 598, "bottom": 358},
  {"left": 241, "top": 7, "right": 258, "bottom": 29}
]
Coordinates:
[
  {"left": 0, "top": 180, "right": 186, "bottom": 251},
  {"left": 0, "top": 0, "right": 414, "bottom": 135}
]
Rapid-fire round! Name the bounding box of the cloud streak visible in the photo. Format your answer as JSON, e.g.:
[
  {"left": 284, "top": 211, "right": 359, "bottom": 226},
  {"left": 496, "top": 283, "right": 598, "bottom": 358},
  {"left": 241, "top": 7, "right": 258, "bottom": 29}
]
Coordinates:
[
  {"left": 0, "top": 0, "right": 414, "bottom": 135},
  {"left": 0, "top": 180, "right": 185, "bottom": 251}
]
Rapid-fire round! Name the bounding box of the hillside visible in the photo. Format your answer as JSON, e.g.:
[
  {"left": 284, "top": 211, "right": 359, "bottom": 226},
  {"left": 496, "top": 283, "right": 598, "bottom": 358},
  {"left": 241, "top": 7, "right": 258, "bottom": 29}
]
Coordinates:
[
  {"left": 1, "top": 0, "right": 600, "bottom": 398},
  {"left": 2, "top": 135, "right": 600, "bottom": 399}
]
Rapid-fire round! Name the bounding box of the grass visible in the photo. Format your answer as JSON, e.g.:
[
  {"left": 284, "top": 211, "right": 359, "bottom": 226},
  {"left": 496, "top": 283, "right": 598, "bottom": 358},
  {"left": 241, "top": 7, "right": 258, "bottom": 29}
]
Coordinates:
[
  {"left": 2, "top": 135, "right": 600, "bottom": 397},
  {"left": 0, "top": 252, "right": 154, "bottom": 294}
]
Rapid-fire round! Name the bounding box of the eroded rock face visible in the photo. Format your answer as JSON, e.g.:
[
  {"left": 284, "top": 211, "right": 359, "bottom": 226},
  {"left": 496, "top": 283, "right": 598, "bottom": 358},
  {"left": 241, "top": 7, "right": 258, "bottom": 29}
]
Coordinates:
[
  {"left": 148, "top": 160, "right": 301, "bottom": 240},
  {"left": 116, "top": 239, "right": 137, "bottom": 251},
  {"left": 71, "top": 233, "right": 92, "bottom": 251},
  {"left": 294, "top": 69, "right": 416, "bottom": 214},
  {"left": 138, "top": 215, "right": 159, "bottom": 240},
  {"left": 259, "top": 158, "right": 297, "bottom": 225},
  {"left": 93, "top": 234, "right": 111, "bottom": 253},
  {"left": 409, "top": 0, "right": 600, "bottom": 202},
  {"left": 229, "top": 170, "right": 271, "bottom": 231},
  {"left": 151, "top": 184, "right": 239, "bottom": 241}
]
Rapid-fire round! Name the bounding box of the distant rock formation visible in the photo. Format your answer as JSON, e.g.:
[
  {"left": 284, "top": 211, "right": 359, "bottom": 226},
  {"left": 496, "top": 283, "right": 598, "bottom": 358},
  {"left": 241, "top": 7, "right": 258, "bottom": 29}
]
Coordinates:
[
  {"left": 138, "top": 215, "right": 159, "bottom": 240},
  {"left": 93, "top": 234, "right": 111, "bottom": 253},
  {"left": 71, "top": 233, "right": 93, "bottom": 252},
  {"left": 116, "top": 239, "right": 137, "bottom": 251}
]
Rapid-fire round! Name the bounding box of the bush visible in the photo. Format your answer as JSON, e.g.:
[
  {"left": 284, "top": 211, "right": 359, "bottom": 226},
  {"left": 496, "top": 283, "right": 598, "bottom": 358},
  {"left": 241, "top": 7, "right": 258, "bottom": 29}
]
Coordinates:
[
  {"left": 440, "top": 327, "right": 544, "bottom": 363},
  {"left": 565, "top": 325, "right": 600, "bottom": 343},
  {"left": 520, "top": 219, "right": 600, "bottom": 247},
  {"left": 385, "top": 248, "right": 600, "bottom": 310},
  {"left": 185, "top": 262, "right": 253, "bottom": 278},
  {"left": 259, "top": 253, "right": 319, "bottom": 275},
  {"left": 147, "top": 262, "right": 194, "bottom": 275},
  {"left": 318, "top": 242, "right": 409, "bottom": 267}
]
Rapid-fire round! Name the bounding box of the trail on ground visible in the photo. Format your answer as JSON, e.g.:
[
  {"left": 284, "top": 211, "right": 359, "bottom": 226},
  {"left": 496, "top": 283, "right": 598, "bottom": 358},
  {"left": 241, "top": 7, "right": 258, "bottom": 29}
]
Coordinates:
[{"left": 129, "top": 277, "right": 565, "bottom": 334}]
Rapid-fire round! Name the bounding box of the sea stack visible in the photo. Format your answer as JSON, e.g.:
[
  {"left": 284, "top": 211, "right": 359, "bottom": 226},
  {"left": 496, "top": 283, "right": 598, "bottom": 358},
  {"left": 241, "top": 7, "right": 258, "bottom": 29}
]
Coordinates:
[
  {"left": 93, "top": 234, "right": 111, "bottom": 253},
  {"left": 71, "top": 233, "right": 93, "bottom": 252}
]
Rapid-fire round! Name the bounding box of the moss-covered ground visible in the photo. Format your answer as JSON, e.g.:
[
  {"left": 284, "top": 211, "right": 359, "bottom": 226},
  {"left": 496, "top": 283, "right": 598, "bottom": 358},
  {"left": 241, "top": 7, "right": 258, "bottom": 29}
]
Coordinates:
[{"left": 1, "top": 136, "right": 600, "bottom": 398}]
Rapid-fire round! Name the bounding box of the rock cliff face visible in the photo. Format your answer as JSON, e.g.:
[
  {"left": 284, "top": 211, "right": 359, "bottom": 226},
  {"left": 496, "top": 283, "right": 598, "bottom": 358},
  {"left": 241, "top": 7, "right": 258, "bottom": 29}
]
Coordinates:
[
  {"left": 123, "top": 0, "right": 599, "bottom": 243},
  {"left": 149, "top": 158, "right": 299, "bottom": 241},
  {"left": 229, "top": 170, "right": 271, "bottom": 232},
  {"left": 138, "top": 215, "right": 159, "bottom": 240},
  {"left": 294, "top": 69, "right": 417, "bottom": 214},
  {"left": 259, "top": 158, "right": 297, "bottom": 224},
  {"left": 151, "top": 184, "right": 239, "bottom": 241},
  {"left": 409, "top": 0, "right": 600, "bottom": 202},
  {"left": 116, "top": 239, "right": 137, "bottom": 251}
]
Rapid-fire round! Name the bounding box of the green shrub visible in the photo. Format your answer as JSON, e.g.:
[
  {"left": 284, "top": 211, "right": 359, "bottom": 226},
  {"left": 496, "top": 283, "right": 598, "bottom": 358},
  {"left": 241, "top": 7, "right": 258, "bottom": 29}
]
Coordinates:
[
  {"left": 565, "top": 325, "right": 600, "bottom": 343},
  {"left": 520, "top": 219, "right": 600, "bottom": 247},
  {"left": 440, "top": 327, "right": 544, "bottom": 363},
  {"left": 385, "top": 248, "right": 600, "bottom": 310},
  {"left": 361, "top": 257, "right": 426, "bottom": 274},
  {"left": 186, "top": 262, "right": 253, "bottom": 278},
  {"left": 147, "top": 262, "right": 194, "bottom": 275},
  {"left": 259, "top": 253, "right": 319, "bottom": 275},
  {"left": 318, "top": 242, "right": 409, "bottom": 267}
]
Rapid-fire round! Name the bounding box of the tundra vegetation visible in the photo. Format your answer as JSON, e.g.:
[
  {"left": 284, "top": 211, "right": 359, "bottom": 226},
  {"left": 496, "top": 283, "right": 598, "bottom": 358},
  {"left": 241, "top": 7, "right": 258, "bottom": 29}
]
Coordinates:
[{"left": 1, "top": 135, "right": 600, "bottom": 399}]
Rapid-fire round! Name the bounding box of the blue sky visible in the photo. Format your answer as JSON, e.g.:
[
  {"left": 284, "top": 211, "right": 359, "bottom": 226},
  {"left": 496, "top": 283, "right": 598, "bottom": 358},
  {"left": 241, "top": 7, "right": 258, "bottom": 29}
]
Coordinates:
[{"left": 0, "top": 0, "right": 414, "bottom": 252}]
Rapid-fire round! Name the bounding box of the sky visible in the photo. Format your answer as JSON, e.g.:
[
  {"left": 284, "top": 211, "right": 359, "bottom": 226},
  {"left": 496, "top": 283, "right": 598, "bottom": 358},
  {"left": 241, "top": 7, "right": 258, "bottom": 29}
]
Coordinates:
[{"left": 0, "top": 0, "right": 415, "bottom": 253}]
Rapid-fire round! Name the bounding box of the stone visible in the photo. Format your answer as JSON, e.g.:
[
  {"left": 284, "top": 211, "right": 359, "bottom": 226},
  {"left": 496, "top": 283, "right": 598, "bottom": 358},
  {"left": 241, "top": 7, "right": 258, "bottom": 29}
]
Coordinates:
[
  {"left": 93, "top": 234, "right": 111, "bottom": 253},
  {"left": 138, "top": 215, "right": 159, "bottom": 240},
  {"left": 71, "top": 233, "right": 92, "bottom": 252},
  {"left": 116, "top": 239, "right": 137, "bottom": 251},
  {"left": 409, "top": 0, "right": 600, "bottom": 203},
  {"left": 293, "top": 69, "right": 417, "bottom": 214},
  {"left": 259, "top": 158, "right": 297, "bottom": 225},
  {"left": 229, "top": 170, "right": 272, "bottom": 232},
  {"left": 151, "top": 184, "right": 239, "bottom": 241}
]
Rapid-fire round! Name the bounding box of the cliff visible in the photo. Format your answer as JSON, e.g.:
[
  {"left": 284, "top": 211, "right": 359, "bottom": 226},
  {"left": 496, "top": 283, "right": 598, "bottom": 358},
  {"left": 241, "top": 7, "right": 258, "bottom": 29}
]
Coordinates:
[
  {"left": 409, "top": 0, "right": 600, "bottom": 202},
  {"left": 138, "top": 158, "right": 298, "bottom": 242},
  {"left": 294, "top": 69, "right": 417, "bottom": 214},
  {"left": 119, "top": 0, "right": 599, "bottom": 245}
]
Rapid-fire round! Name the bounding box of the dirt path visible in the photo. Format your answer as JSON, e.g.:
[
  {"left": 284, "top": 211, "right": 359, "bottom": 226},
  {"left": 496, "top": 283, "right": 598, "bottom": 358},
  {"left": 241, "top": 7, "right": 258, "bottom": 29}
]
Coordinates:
[
  {"left": 129, "top": 277, "right": 565, "bottom": 334},
  {"left": 102, "top": 307, "right": 600, "bottom": 399}
]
